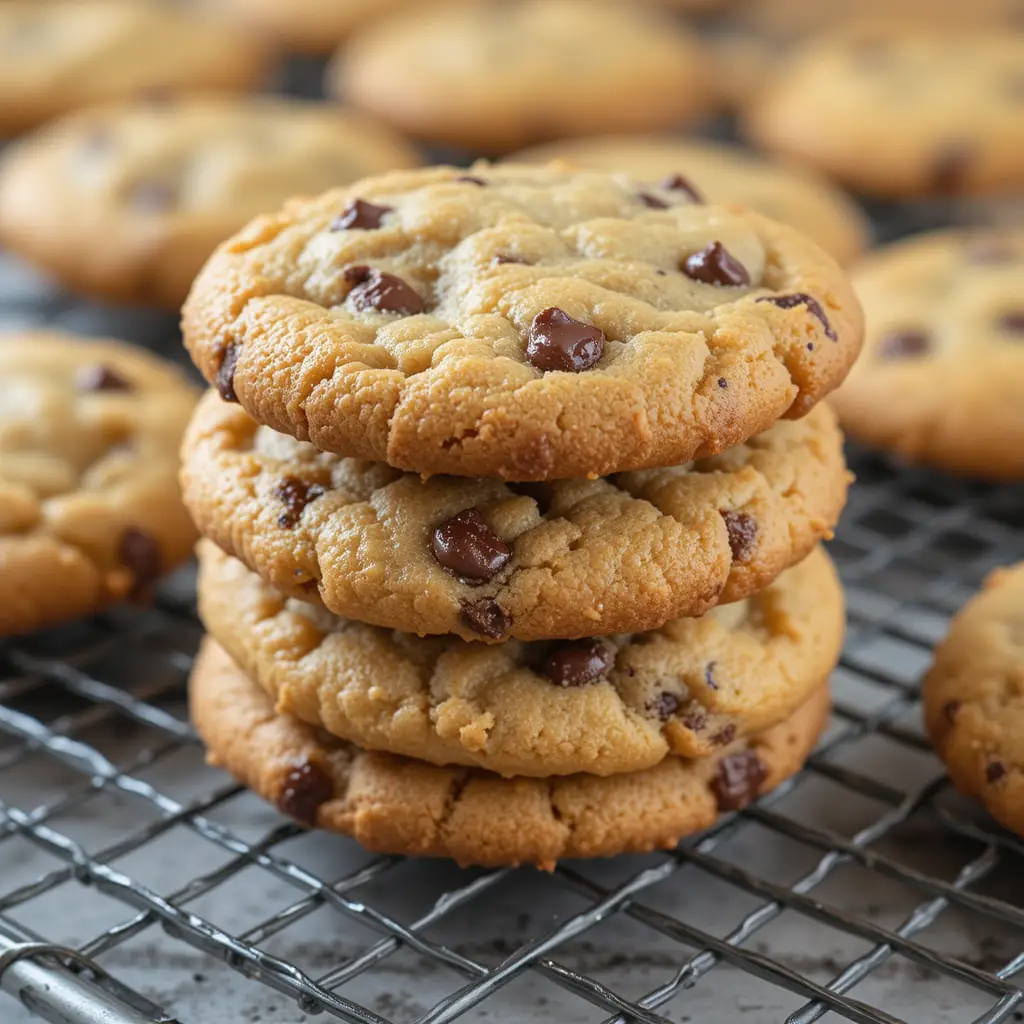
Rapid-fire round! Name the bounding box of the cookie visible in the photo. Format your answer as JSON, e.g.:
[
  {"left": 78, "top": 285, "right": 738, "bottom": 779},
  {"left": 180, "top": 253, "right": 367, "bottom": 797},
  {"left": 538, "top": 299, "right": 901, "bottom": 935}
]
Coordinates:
[
  {"left": 183, "top": 388, "right": 848, "bottom": 641},
  {"left": 0, "top": 1, "right": 270, "bottom": 137},
  {"left": 183, "top": 164, "right": 864, "bottom": 481},
  {"left": 743, "top": 27, "right": 1024, "bottom": 199},
  {"left": 330, "top": 1, "right": 717, "bottom": 153},
  {"left": 924, "top": 564, "right": 1024, "bottom": 839},
  {"left": 191, "top": 638, "right": 831, "bottom": 867},
  {"left": 0, "top": 331, "right": 198, "bottom": 637},
  {"left": 0, "top": 97, "right": 421, "bottom": 309},
  {"left": 829, "top": 229, "right": 1024, "bottom": 480},
  {"left": 510, "top": 136, "right": 869, "bottom": 266},
  {"left": 197, "top": 542, "right": 843, "bottom": 777}
]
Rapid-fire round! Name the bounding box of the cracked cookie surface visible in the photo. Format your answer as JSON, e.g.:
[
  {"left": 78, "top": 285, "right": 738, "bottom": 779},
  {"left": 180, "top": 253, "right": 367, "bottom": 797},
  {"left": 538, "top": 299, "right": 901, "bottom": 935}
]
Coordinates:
[
  {"left": 183, "top": 163, "right": 863, "bottom": 481},
  {"left": 924, "top": 564, "right": 1024, "bottom": 838},
  {"left": 182, "top": 391, "right": 848, "bottom": 641},
  {"left": 191, "top": 638, "right": 831, "bottom": 867},
  {"left": 0, "top": 97, "right": 420, "bottom": 308},
  {"left": 197, "top": 543, "right": 843, "bottom": 777},
  {"left": 0, "top": 332, "right": 198, "bottom": 636},
  {"left": 830, "top": 228, "right": 1024, "bottom": 480}
]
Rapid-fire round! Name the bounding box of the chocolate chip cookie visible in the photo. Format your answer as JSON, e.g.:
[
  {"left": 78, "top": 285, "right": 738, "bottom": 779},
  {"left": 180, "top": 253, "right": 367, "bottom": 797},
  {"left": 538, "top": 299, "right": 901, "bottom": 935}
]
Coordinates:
[
  {"left": 743, "top": 27, "right": 1024, "bottom": 198},
  {"left": 198, "top": 542, "right": 842, "bottom": 776},
  {"left": 0, "top": 1, "right": 270, "bottom": 136},
  {"left": 0, "top": 97, "right": 421, "bottom": 308},
  {"left": 510, "top": 136, "right": 870, "bottom": 266},
  {"left": 191, "top": 638, "right": 831, "bottom": 867},
  {"left": 924, "top": 564, "right": 1024, "bottom": 839},
  {"left": 331, "top": 1, "right": 717, "bottom": 152},
  {"left": 830, "top": 229, "right": 1024, "bottom": 480},
  {"left": 0, "top": 332, "right": 198, "bottom": 636},
  {"left": 182, "top": 390, "right": 848, "bottom": 641},
  {"left": 183, "top": 164, "right": 863, "bottom": 481}
]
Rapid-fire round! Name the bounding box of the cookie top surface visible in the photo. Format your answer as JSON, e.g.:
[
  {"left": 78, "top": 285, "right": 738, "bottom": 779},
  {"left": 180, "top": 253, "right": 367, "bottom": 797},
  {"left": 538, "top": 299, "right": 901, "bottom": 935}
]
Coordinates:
[
  {"left": 744, "top": 28, "right": 1024, "bottom": 198},
  {"left": 0, "top": 97, "right": 421, "bottom": 308},
  {"left": 183, "top": 389, "right": 848, "bottom": 640},
  {"left": 830, "top": 228, "right": 1024, "bottom": 480},
  {"left": 0, "top": 1, "right": 270, "bottom": 136},
  {"left": 191, "top": 638, "right": 831, "bottom": 867},
  {"left": 510, "top": 136, "right": 870, "bottom": 266},
  {"left": 331, "top": 1, "right": 717, "bottom": 152},
  {"left": 0, "top": 331, "right": 198, "bottom": 636},
  {"left": 924, "top": 564, "right": 1024, "bottom": 837},
  {"left": 182, "top": 163, "right": 864, "bottom": 481},
  {"left": 198, "top": 542, "right": 843, "bottom": 777}
]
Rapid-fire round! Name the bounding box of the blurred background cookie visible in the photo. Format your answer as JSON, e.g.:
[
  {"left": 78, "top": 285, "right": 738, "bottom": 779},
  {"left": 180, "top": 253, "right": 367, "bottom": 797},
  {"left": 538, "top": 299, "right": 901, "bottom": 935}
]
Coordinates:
[
  {"left": 331, "top": 0, "right": 718, "bottom": 153},
  {"left": 511, "top": 135, "right": 869, "bottom": 265},
  {"left": 0, "top": 0, "right": 272, "bottom": 136},
  {"left": 0, "top": 96, "right": 421, "bottom": 307}
]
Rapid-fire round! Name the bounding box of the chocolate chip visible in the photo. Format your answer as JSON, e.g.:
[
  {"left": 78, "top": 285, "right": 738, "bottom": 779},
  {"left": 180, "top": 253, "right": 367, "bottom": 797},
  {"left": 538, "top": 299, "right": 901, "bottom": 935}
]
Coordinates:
[
  {"left": 216, "top": 341, "right": 239, "bottom": 403},
  {"left": 717, "top": 377, "right": 728, "bottom": 388},
  {"left": 943, "top": 699, "right": 961, "bottom": 724},
  {"left": 275, "top": 477, "right": 325, "bottom": 529},
  {"left": 682, "top": 242, "right": 751, "bottom": 287},
  {"left": 638, "top": 191, "right": 669, "bottom": 209},
  {"left": 998, "top": 311, "right": 1024, "bottom": 333},
  {"left": 542, "top": 639, "right": 613, "bottom": 687},
  {"left": 330, "top": 198, "right": 392, "bottom": 231},
  {"left": 720, "top": 510, "right": 758, "bottom": 562},
  {"left": 878, "top": 328, "right": 931, "bottom": 359},
  {"left": 986, "top": 760, "right": 1007, "bottom": 784},
  {"left": 432, "top": 508, "right": 511, "bottom": 582},
  {"left": 757, "top": 293, "right": 837, "bottom": 341},
  {"left": 705, "top": 662, "right": 719, "bottom": 690},
  {"left": 278, "top": 761, "right": 333, "bottom": 826},
  {"left": 461, "top": 598, "right": 509, "bottom": 639},
  {"left": 965, "top": 237, "right": 1017, "bottom": 264},
  {"left": 118, "top": 527, "right": 162, "bottom": 601},
  {"left": 650, "top": 692, "right": 681, "bottom": 720},
  {"left": 344, "top": 266, "right": 424, "bottom": 315},
  {"left": 525, "top": 307, "right": 605, "bottom": 373},
  {"left": 456, "top": 175, "right": 486, "bottom": 186},
  {"left": 76, "top": 365, "right": 131, "bottom": 392},
  {"left": 682, "top": 708, "right": 708, "bottom": 731},
  {"left": 494, "top": 253, "right": 529, "bottom": 266},
  {"left": 712, "top": 750, "right": 767, "bottom": 811},
  {"left": 660, "top": 173, "right": 703, "bottom": 203},
  {"left": 933, "top": 142, "right": 972, "bottom": 193},
  {"left": 713, "top": 724, "right": 737, "bottom": 745},
  {"left": 130, "top": 179, "right": 177, "bottom": 212}
]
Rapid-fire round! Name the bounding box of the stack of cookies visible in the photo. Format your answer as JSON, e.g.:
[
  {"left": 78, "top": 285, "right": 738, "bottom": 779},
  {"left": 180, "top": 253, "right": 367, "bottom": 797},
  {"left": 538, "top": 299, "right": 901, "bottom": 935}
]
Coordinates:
[{"left": 179, "top": 164, "right": 863, "bottom": 868}]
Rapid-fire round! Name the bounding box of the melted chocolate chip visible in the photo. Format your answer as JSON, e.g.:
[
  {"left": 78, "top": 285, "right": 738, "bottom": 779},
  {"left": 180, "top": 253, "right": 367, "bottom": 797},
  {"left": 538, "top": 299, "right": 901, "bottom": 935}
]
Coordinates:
[
  {"left": 278, "top": 761, "right": 333, "bottom": 826},
  {"left": 705, "top": 662, "right": 719, "bottom": 690},
  {"left": 713, "top": 724, "right": 737, "bottom": 746},
  {"left": 525, "top": 307, "right": 605, "bottom": 373},
  {"left": 130, "top": 179, "right": 177, "bottom": 212},
  {"left": 682, "top": 242, "right": 751, "bottom": 287},
  {"left": 878, "top": 328, "right": 931, "bottom": 359},
  {"left": 456, "top": 175, "right": 486, "bottom": 186},
  {"left": 650, "top": 691, "right": 680, "bottom": 720},
  {"left": 344, "top": 266, "right": 424, "bottom": 315},
  {"left": 965, "top": 238, "right": 1017, "bottom": 265},
  {"left": 275, "top": 477, "right": 325, "bottom": 529},
  {"left": 682, "top": 708, "right": 708, "bottom": 731},
  {"left": 660, "top": 173, "right": 703, "bottom": 203},
  {"left": 331, "top": 198, "right": 392, "bottom": 231},
  {"left": 933, "top": 142, "right": 972, "bottom": 193},
  {"left": 118, "top": 527, "right": 162, "bottom": 601},
  {"left": 986, "top": 760, "right": 1007, "bottom": 783},
  {"left": 542, "top": 639, "right": 613, "bottom": 687},
  {"left": 432, "top": 508, "right": 511, "bottom": 582},
  {"left": 216, "top": 341, "right": 239, "bottom": 403},
  {"left": 638, "top": 191, "right": 669, "bottom": 209},
  {"left": 76, "top": 364, "right": 131, "bottom": 392},
  {"left": 757, "top": 293, "right": 837, "bottom": 341},
  {"left": 942, "top": 699, "right": 961, "bottom": 724},
  {"left": 712, "top": 750, "right": 768, "bottom": 811},
  {"left": 998, "top": 311, "right": 1024, "bottom": 333},
  {"left": 494, "top": 253, "right": 529, "bottom": 266},
  {"left": 720, "top": 510, "right": 758, "bottom": 562},
  {"left": 461, "top": 598, "right": 509, "bottom": 639}
]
